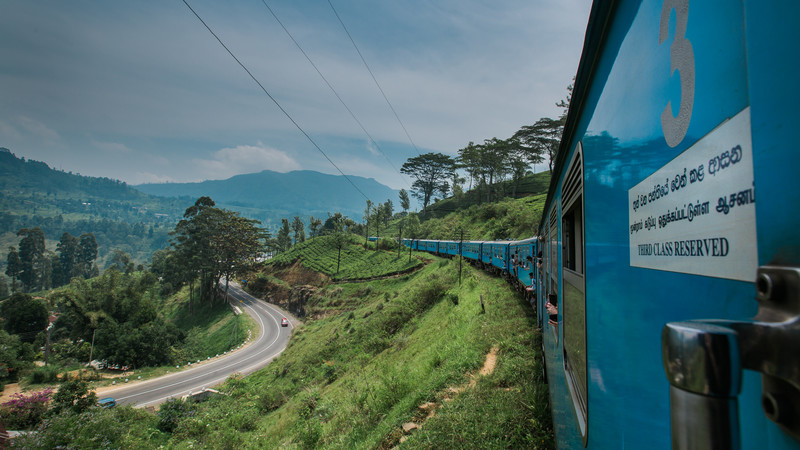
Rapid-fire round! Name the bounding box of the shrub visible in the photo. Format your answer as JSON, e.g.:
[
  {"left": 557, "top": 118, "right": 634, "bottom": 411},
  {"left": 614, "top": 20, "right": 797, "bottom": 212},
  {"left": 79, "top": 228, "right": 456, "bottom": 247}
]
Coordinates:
[
  {"left": 259, "top": 389, "right": 287, "bottom": 413},
  {"left": 49, "top": 380, "right": 96, "bottom": 416},
  {"left": 0, "top": 388, "right": 53, "bottom": 429},
  {"left": 29, "top": 366, "right": 59, "bottom": 384},
  {"left": 158, "top": 397, "right": 196, "bottom": 433}
]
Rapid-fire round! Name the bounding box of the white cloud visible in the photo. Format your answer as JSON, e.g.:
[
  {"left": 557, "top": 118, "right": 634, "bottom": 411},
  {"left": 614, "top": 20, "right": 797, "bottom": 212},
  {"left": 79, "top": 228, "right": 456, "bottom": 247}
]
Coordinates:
[
  {"left": 192, "top": 143, "right": 301, "bottom": 181},
  {"left": 90, "top": 138, "right": 132, "bottom": 154},
  {"left": 18, "top": 116, "right": 60, "bottom": 143},
  {"left": 365, "top": 140, "right": 381, "bottom": 157},
  {"left": 0, "top": 120, "right": 22, "bottom": 141}
]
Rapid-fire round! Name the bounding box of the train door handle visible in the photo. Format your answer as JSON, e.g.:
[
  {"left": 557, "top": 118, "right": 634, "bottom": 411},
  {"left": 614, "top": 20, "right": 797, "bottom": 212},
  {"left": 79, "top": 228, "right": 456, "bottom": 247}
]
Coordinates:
[{"left": 662, "top": 265, "right": 800, "bottom": 449}]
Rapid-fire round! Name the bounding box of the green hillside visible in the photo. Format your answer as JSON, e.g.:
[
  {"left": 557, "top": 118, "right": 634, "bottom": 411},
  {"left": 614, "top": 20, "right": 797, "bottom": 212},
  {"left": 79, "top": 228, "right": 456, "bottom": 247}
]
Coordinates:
[
  {"left": 12, "top": 164, "right": 553, "bottom": 447},
  {"left": 268, "top": 234, "right": 423, "bottom": 281},
  {"left": 18, "top": 239, "right": 552, "bottom": 448},
  {"left": 375, "top": 171, "right": 550, "bottom": 243},
  {"left": 0, "top": 148, "right": 187, "bottom": 269}
]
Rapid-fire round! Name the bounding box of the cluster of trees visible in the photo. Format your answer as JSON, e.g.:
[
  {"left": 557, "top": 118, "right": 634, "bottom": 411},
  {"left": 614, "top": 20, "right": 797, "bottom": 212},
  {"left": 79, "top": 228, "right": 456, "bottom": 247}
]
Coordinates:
[
  {"left": 0, "top": 196, "right": 271, "bottom": 383},
  {"left": 400, "top": 81, "right": 572, "bottom": 211},
  {"left": 270, "top": 209, "right": 376, "bottom": 254},
  {"left": 0, "top": 294, "right": 42, "bottom": 386},
  {"left": 5, "top": 228, "right": 98, "bottom": 293},
  {"left": 51, "top": 270, "right": 182, "bottom": 368},
  {"left": 151, "top": 197, "right": 267, "bottom": 308}
]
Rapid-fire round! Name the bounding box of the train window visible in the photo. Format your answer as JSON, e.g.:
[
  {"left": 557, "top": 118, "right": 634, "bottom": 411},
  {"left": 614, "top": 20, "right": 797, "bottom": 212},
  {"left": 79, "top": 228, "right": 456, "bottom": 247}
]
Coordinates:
[
  {"left": 561, "top": 145, "right": 587, "bottom": 443},
  {"left": 548, "top": 205, "right": 559, "bottom": 296}
]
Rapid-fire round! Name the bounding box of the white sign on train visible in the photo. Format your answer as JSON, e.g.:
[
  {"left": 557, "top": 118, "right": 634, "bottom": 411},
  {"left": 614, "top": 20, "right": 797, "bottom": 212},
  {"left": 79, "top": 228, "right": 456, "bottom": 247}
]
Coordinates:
[{"left": 628, "top": 107, "right": 757, "bottom": 282}]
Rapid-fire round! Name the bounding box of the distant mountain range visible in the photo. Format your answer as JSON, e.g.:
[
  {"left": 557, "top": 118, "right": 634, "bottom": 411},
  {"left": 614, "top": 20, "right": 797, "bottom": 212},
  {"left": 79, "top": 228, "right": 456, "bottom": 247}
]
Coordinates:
[
  {"left": 134, "top": 170, "right": 398, "bottom": 229},
  {"left": 0, "top": 148, "right": 397, "bottom": 265}
]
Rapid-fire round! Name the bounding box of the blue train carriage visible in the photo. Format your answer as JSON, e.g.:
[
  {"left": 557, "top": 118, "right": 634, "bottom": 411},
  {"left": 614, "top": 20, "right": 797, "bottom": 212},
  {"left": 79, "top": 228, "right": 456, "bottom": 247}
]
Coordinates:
[
  {"left": 415, "top": 239, "right": 437, "bottom": 254},
  {"left": 539, "top": 0, "right": 800, "bottom": 448},
  {"left": 438, "top": 240, "right": 460, "bottom": 256},
  {"left": 461, "top": 241, "right": 482, "bottom": 262},
  {"left": 480, "top": 241, "right": 510, "bottom": 273},
  {"left": 509, "top": 237, "right": 538, "bottom": 288}
]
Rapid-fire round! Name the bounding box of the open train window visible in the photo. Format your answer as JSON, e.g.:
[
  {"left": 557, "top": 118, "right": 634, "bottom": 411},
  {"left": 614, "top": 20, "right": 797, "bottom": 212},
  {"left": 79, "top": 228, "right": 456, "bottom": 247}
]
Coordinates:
[
  {"left": 561, "top": 144, "right": 587, "bottom": 445},
  {"left": 548, "top": 205, "right": 559, "bottom": 296}
]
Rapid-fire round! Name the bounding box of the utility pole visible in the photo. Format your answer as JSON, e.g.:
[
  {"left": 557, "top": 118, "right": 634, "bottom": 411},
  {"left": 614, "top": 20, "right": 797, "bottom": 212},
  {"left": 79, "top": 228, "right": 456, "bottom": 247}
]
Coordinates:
[
  {"left": 44, "top": 323, "right": 52, "bottom": 366},
  {"left": 397, "top": 226, "right": 402, "bottom": 259},
  {"left": 88, "top": 328, "right": 96, "bottom": 365},
  {"left": 459, "top": 230, "right": 464, "bottom": 284}
]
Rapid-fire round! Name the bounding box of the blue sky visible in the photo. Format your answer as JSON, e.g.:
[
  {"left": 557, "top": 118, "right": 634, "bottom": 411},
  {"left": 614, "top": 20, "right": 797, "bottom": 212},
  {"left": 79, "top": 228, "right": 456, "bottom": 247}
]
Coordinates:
[{"left": 0, "top": 0, "right": 591, "bottom": 190}]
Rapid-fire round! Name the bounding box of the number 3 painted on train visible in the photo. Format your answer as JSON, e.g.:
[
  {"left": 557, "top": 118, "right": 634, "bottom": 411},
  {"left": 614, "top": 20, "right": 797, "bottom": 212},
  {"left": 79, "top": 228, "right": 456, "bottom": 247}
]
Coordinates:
[{"left": 659, "top": 0, "right": 695, "bottom": 147}]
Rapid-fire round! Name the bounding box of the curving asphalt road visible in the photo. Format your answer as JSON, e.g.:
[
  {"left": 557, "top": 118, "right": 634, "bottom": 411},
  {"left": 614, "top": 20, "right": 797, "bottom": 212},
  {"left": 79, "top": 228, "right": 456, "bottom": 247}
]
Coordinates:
[{"left": 101, "top": 282, "right": 292, "bottom": 408}]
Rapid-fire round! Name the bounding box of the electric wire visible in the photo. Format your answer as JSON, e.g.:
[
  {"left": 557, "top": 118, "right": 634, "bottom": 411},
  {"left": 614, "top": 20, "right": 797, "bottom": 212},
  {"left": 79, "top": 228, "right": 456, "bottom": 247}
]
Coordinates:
[
  {"left": 181, "top": 0, "right": 371, "bottom": 203},
  {"left": 327, "top": 0, "right": 422, "bottom": 157},
  {"left": 259, "top": 0, "right": 411, "bottom": 188}
]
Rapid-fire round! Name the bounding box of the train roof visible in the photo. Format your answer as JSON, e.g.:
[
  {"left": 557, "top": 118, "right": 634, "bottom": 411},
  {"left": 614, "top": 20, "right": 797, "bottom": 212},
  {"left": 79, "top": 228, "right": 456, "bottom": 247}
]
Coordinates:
[{"left": 508, "top": 237, "right": 539, "bottom": 245}]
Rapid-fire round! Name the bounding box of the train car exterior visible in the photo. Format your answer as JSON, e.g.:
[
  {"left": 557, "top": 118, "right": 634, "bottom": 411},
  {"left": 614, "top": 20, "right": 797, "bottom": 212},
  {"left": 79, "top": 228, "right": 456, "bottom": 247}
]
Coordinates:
[
  {"left": 461, "top": 241, "right": 482, "bottom": 261},
  {"left": 479, "top": 241, "right": 510, "bottom": 272},
  {"left": 416, "top": 239, "right": 438, "bottom": 254},
  {"left": 438, "top": 240, "right": 460, "bottom": 256},
  {"left": 539, "top": 1, "right": 800, "bottom": 448},
  {"left": 509, "top": 237, "right": 538, "bottom": 287}
]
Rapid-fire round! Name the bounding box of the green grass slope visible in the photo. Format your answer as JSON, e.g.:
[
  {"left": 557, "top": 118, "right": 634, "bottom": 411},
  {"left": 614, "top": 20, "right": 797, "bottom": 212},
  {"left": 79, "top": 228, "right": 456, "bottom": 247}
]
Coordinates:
[
  {"left": 20, "top": 242, "right": 552, "bottom": 449},
  {"left": 424, "top": 170, "right": 551, "bottom": 217},
  {"left": 269, "top": 234, "right": 424, "bottom": 281},
  {"left": 419, "top": 193, "right": 546, "bottom": 241}
]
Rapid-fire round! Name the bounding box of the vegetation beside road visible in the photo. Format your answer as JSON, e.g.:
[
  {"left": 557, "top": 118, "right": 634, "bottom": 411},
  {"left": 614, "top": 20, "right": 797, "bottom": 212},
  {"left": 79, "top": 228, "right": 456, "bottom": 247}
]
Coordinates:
[{"left": 15, "top": 235, "right": 552, "bottom": 448}]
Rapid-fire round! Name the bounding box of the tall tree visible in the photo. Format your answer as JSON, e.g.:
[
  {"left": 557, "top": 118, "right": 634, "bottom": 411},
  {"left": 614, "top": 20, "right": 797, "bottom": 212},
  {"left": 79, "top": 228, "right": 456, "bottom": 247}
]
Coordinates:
[
  {"left": 0, "top": 292, "right": 48, "bottom": 342},
  {"left": 291, "top": 216, "right": 305, "bottom": 245},
  {"left": 556, "top": 77, "right": 574, "bottom": 120},
  {"left": 77, "top": 233, "right": 98, "bottom": 279},
  {"left": 363, "top": 200, "right": 373, "bottom": 247},
  {"left": 171, "top": 197, "right": 218, "bottom": 305},
  {"left": 331, "top": 231, "right": 348, "bottom": 274},
  {"left": 322, "top": 212, "right": 347, "bottom": 235},
  {"left": 513, "top": 117, "right": 563, "bottom": 172},
  {"left": 107, "top": 250, "right": 134, "bottom": 274},
  {"left": 55, "top": 232, "right": 80, "bottom": 286},
  {"left": 399, "top": 189, "right": 410, "bottom": 214},
  {"left": 16, "top": 228, "right": 46, "bottom": 292},
  {"left": 458, "top": 141, "right": 486, "bottom": 198},
  {"left": 479, "top": 138, "right": 512, "bottom": 202},
  {"left": 383, "top": 199, "right": 394, "bottom": 221},
  {"left": 506, "top": 138, "right": 531, "bottom": 197},
  {"left": 276, "top": 218, "right": 291, "bottom": 253},
  {"left": 171, "top": 197, "right": 266, "bottom": 306},
  {"left": 5, "top": 248, "right": 21, "bottom": 293},
  {"left": 400, "top": 152, "right": 454, "bottom": 212},
  {"left": 213, "top": 211, "right": 267, "bottom": 299},
  {"left": 308, "top": 215, "right": 322, "bottom": 238},
  {"left": 371, "top": 202, "right": 388, "bottom": 251}
]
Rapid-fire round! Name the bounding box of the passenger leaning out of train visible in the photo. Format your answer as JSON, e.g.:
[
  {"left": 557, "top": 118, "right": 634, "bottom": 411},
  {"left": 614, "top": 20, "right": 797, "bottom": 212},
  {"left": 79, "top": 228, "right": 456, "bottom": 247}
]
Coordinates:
[
  {"left": 524, "top": 256, "right": 536, "bottom": 297},
  {"left": 546, "top": 300, "right": 558, "bottom": 326},
  {"left": 511, "top": 252, "right": 519, "bottom": 277}
]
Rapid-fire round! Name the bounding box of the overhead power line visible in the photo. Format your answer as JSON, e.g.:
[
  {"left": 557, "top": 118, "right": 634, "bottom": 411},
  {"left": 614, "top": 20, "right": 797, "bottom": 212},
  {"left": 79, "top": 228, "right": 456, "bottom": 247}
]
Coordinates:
[
  {"left": 181, "top": 0, "right": 371, "bottom": 202},
  {"left": 327, "top": 0, "right": 422, "bottom": 157},
  {"left": 259, "top": 0, "right": 410, "bottom": 188}
]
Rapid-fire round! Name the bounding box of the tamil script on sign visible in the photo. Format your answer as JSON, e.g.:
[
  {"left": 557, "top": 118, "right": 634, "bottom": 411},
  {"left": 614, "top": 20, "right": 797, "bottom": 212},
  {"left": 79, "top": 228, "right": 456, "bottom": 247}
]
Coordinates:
[{"left": 628, "top": 107, "right": 757, "bottom": 282}]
